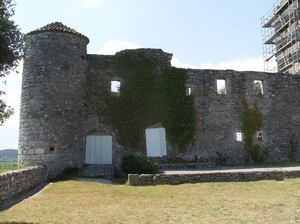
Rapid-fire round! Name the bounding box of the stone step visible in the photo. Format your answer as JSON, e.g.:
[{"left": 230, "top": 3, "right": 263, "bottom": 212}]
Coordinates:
[
  {"left": 149, "top": 156, "right": 168, "bottom": 164},
  {"left": 78, "top": 164, "right": 114, "bottom": 179}
]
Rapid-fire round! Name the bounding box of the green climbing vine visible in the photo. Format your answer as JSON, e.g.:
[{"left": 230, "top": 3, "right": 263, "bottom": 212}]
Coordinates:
[
  {"left": 106, "top": 51, "right": 161, "bottom": 149},
  {"left": 161, "top": 67, "right": 197, "bottom": 153},
  {"left": 286, "top": 134, "right": 299, "bottom": 162},
  {"left": 86, "top": 50, "right": 197, "bottom": 152},
  {"left": 241, "top": 100, "right": 267, "bottom": 163}
]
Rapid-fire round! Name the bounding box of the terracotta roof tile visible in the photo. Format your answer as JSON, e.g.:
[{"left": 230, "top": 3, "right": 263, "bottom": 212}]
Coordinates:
[{"left": 28, "top": 22, "right": 89, "bottom": 43}]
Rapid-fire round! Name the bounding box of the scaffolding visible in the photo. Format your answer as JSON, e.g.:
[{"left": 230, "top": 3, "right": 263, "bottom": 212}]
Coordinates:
[{"left": 262, "top": 0, "right": 300, "bottom": 74}]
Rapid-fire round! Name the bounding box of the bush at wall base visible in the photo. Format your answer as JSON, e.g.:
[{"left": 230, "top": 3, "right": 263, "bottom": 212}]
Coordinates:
[
  {"left": 120, "top": 152, "right": 158, "bottom": 175},
  {"left": 54, "top": 166, "right": 79, "bottom": 181}
]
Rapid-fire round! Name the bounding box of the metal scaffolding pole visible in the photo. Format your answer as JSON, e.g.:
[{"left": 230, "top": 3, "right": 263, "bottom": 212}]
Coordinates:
[{"left": 262, "top": 0, "right": 300, "bottom": 74}]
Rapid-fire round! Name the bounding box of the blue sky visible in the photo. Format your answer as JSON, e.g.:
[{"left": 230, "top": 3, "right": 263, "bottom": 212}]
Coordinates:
[{"left": 0, "top": 0, "right": 277, "bottom": 150}]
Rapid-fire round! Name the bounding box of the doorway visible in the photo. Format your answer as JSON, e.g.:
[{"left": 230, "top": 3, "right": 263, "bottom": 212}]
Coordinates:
[
  {"left": 145, "top": 128, "right": 167, "bottom": 157},
  {"left": 85, "top": 134, "right": 112, "bottom": 164}
]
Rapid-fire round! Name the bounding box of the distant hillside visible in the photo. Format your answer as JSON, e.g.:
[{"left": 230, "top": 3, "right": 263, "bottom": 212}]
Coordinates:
[{"left": 0, "top": 149, "right": 18, "bottom": 159}]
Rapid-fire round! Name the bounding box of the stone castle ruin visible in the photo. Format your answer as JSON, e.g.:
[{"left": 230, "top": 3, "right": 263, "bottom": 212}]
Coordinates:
[{"left": 18, "top": 22, "right": 300, "bottom": 178}]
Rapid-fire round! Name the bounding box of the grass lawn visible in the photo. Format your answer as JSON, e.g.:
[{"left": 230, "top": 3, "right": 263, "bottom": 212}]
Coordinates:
[{"left": 1, "top": 178, "right": 300, "bottom": 223}]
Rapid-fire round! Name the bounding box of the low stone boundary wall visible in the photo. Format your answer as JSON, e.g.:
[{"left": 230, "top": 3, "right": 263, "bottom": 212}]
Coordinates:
[
  {"left": 158, "top": 163, "right": 215, "bottom": 170},
  {"left": 0, "top": 166, "right": 46, "bottom": 204},
  {"left": 128, "top": 168, "right": 300, "bottom": 186}
]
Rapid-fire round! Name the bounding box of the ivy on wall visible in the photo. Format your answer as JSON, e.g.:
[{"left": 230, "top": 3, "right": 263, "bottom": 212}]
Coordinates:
[
  {"left": 241, "top": 100, "right": 267, "bottom": 163},
  {"left": 106, "top": 51, "right": 161, "bottom": 149},
  {"left": 86, "top": 50, "right": 197, "bottom": 153},
  {"left": 161, "top": 67, "right": 197, "bottom": 153},
  {"left": 286, "top": 134, "right": 299, "bottom": 162}
]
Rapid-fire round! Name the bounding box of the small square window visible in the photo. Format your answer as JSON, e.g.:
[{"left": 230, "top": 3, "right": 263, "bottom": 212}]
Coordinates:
[
  {"left": 217, "top": 79, "right": 226, "bottom": 94},
  {"left": 186, "top": 87, "right": 192, "bottom": 96},
  {"left": 254, "top": 80, "right": 263, "bottom": 94},
  {"left": 257, "top": 132, "right": 263, "bottom": 140},
  {"left": 111, "top": 81, "right": 121, "bottom": 93},
  {"left": 236, "top": 132, "right": 243, "bottom": 141}
]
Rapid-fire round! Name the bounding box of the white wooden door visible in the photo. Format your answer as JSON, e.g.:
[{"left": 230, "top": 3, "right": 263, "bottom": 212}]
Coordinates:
[
  {"left": 145, "top": 128, "right": 167, "bottom": 157},
  {"left": 85, "top": 135, "right": 112, "bottom": 164}
]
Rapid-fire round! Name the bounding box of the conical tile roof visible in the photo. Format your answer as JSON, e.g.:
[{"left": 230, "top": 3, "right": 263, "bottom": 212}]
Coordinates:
[{"left": 28, "top": 22, "right": 89, "bottom": 43}]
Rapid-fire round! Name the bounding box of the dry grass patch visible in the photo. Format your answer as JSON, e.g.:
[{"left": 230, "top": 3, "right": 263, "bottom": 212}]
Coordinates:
[{"left": 1, "top": 179, "right": 300, "bottom": 223}]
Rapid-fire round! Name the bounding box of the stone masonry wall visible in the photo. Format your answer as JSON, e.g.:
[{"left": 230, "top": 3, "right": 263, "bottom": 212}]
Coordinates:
[
  {"left": 84, "top": 49, "right": 173, "bottom": 176},
  {"left": 85, "top": 63, "right": 300, "bottom": 165},
  {"left": 19, "top": 31, "right": 89, "bottom": 179},
  {"left": 128, "top": 168, "right": 300, "bottom": 186},
  {"left": 183, "top": 70, "right": 300, "bottom": 164},
  {"left": 18, "top": 22, "right": 300, "bottom": 178},
  {"left": 0, "top": 166, "right": 46, "bottom": 204}
]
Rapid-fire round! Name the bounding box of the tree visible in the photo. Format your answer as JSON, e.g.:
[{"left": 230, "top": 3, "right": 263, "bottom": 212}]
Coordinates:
[
  {"left": 0, "top": 0, "right": 23, "bottom": 77},
  {"left": 0, "top": 90, "right": 13, "bottom": 125},
  {"left": 0, "top": 0, "right": 23, "bottom": 125}
]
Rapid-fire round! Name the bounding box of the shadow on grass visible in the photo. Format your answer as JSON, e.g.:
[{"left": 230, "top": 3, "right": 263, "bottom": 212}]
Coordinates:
[
  {"left": 0, "top": 222, "right": 37, "bottom": 224},
  {"left": 0, "top": 182, "right": 49, "bottom": 212},
  {"left": 112, "top": 177, "right": 128, "bottom": 185}
]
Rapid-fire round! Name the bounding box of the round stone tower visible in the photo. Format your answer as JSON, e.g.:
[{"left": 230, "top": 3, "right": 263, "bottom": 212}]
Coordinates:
[{"left": 18, "top": 22, "right": 89, "bottom": 179}]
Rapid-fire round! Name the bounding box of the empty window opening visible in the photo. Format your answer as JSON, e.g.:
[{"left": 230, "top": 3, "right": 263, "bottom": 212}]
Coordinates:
[
  {"left": 254, "top": 80, "right": 263, "bottom": 94},
  {"left": 217, "top": 79, "right": 226, "bottom": 94},
  {"left": 257, "top": 132, "right": 263, "bottom": 140},
  {"left": 49, "top": 146, "right": 55, "bottom": 151},
  {"left": 111, "top": 81, "right": 121, "bottom": 93},
  {"left": 236, "top": 132, "right": 243, "bottom": 141},
  {"left": 186, "top": 87, "right": 192, "bottom": 96}
]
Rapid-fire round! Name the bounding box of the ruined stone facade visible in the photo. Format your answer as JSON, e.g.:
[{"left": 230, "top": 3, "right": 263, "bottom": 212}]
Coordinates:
[{"left": 18, "top": 22, "right": 300, "bottom": 178}]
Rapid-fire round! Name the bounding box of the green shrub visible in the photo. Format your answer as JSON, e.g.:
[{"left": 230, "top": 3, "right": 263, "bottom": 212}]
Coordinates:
[
  {"left": 120, "top": 152, "right": 158, "bottom": 175},
  {"left": 55, "top": 166, "right": 79, "bottom": 181}
]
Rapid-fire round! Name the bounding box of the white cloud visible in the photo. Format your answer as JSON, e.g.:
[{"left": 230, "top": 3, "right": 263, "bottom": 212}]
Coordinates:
[
  {"left": 0, "top": 62, "right": 22, "bottom": 149},
  {"left": 99, "top": 40, "right": 140, "bottom": 55},
  {"left": 81, "top": 0, "right": 103, "bottom": 8},
  {"left": 0, "top": 60, "right": 23, "bottom": 83},
  {"left": 99, "top": 42, "right": 267, "bottom": 71},
  {"left": 172, "top": 56, "right": 265, "bottom": 72},
  {"left": 171, "top": 57, "right": 197, "bottom": 69}
]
